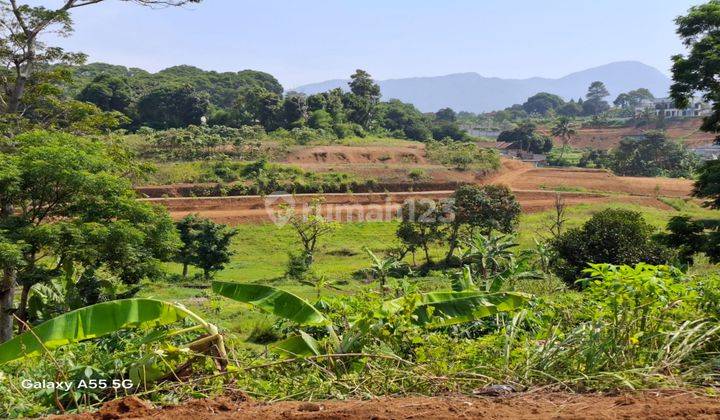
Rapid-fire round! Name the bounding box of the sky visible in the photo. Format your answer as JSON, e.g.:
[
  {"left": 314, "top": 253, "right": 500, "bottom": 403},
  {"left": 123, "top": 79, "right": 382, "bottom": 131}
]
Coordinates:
[{"left": 39, "top": 0, "right": 707, "bottom": 89}]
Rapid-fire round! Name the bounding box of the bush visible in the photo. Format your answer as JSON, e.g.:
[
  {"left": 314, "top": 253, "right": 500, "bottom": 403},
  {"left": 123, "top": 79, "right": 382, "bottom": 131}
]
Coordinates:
[
  {"left": 425, "top": 140, "right": 500, "bottom": 171},
  {"left": 551, "top": 209, "right": 673, "bottom": 286},
  {"left": 285, "top": 251, "right": 312, "bottom": 280}
]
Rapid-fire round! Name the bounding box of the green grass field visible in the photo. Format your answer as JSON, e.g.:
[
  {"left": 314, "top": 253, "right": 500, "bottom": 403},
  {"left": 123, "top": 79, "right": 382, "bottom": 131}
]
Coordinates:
[{"left": 138, "top": 199, "right": 717, "bottom": 339}]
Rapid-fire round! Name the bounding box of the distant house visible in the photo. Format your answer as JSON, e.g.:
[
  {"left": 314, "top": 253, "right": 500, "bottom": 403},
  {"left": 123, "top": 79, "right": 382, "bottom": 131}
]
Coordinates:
[
  {"left": 635, "top": 97, "right": 712, "bottom": 118},
  {"left": 477, "top": 141, "right": 547, "bottom": 166},
  {"left": 691, "top": 144, "right": 720, "bottom": 161}
]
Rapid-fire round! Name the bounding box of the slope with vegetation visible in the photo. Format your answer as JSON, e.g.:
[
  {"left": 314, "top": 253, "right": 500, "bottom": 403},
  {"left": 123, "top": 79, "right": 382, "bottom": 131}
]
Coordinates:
[{"left": 0, "top": 0, "right": 719, "bottom": 418}]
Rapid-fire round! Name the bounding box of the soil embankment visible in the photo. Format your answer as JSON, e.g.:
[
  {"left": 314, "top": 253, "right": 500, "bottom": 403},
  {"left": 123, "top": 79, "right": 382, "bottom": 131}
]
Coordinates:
[{"left": 59, "top": 390, "right": 720, "bottom": 419}]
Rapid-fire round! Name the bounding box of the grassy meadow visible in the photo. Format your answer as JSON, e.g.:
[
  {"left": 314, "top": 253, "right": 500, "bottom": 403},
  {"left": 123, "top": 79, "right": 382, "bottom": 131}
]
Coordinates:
[{"left": 139, "top": 199, "right": 718, "bottom": 341}]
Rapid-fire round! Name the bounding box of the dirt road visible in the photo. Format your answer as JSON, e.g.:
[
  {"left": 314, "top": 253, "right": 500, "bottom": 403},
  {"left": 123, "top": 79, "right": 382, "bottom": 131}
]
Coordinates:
[{"left": 143, "top": 163, "right": 692, "bottom": 225}]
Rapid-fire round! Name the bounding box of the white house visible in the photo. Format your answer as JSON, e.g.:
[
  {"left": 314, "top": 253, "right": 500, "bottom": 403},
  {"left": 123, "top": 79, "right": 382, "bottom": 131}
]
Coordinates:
[{"left": 635, "top": 97, "right": 712, "bottom": 118}]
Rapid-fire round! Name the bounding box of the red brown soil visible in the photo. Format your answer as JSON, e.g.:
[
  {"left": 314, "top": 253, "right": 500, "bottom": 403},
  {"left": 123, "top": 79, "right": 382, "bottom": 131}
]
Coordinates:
[
  {"left": 539, "top": 118, "right": 716, "bottom": 150},
  {"left": 283, "top": 145, "right": 428, "bottom": 165},
  {"left": 143, "top": 158, "right": 692, "bottom": 225},
  {"left": 57, "top": 390, "right": 720, "bottom": 419}
]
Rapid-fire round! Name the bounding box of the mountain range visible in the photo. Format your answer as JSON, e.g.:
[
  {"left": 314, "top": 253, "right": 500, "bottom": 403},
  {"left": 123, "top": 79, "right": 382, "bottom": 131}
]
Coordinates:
[{"left": 292, "top": 61, "right": 672, "bottom": 113}]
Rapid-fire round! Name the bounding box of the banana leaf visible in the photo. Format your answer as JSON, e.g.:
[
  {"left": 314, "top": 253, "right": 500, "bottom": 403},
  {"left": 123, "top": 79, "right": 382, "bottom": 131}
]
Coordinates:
[
  {"left": 0, "top": 298, "right": 202, "bottom": 364},
  {"left": 271, "top": 331, "right": 321, "bottom": 358},
  {"left": 383, "top": 291, "right": 531, "bottom": 328},
  {"left": 212, "top": 281, "right": 329, "bottom": 326}
]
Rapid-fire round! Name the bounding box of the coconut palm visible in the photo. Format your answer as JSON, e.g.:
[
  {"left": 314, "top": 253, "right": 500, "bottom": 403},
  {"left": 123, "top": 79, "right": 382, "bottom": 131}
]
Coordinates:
[{"left": 551, "top": 117, "right": 576, "bottom": 160}]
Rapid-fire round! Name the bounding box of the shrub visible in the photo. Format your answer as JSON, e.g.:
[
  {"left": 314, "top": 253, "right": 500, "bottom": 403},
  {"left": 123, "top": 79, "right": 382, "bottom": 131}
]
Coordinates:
[
  {"left": 551, "top": 209, "right": 673, "bottom": 286},
  {"left": 285, "top": 251, "right": 312, "bottom": 280}
]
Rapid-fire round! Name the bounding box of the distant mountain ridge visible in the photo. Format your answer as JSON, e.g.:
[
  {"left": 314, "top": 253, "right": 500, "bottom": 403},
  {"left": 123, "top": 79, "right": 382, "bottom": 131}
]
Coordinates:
[{"left": 292, "top": 61, "right": 671, "bottom": 113}]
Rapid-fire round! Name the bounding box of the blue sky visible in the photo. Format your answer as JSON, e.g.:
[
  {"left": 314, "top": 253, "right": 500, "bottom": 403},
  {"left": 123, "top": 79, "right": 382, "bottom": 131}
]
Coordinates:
[{"left": 43, "top": 0, "right": 706, "bottom": 88}]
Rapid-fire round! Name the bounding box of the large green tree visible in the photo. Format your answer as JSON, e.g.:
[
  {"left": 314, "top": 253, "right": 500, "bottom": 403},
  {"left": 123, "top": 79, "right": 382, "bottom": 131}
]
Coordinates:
[
  {"left": 0, "top": 131, "right": 179, "bottom": 343},
  {"left": 175, "top": 214, "right": 237, "bottom": 280},
  {"left": 345, "top": 69, "right": 380, "bottom": 129},
  {"left": 522, "top": 92, "right": 565, "bottom": 116},
  {"left": 582, "top": 81, "right": 610, "bottom": 115},
  {"left": 445, "top": 184, "right": 520, "bottom": 263},
  {"left": 136, "top": 84, "right": 209, "bottom": 129},
  {"left": 671, "top": 0, "right": 720, "bottom": 139},
  {"left": 0, "top": 0, "right": 199, "bottom": 115}
]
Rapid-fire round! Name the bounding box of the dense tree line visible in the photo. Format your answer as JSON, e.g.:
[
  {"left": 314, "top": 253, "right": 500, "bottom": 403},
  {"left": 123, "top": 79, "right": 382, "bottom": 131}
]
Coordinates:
[{"left": 578, "top": 131, "right": 700, "bottom": 178}]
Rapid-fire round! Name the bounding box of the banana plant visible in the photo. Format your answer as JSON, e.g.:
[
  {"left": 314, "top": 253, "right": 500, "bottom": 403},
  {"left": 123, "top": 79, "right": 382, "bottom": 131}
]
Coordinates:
[
  {"left": 212, "top": 281, "right": 531, "bottom": 358},
  {"left": 0, "top": 298, "right": 227, "bottom": 367},
  {"left": 364, "top": 247, "right": 403, "bottom": 295}
]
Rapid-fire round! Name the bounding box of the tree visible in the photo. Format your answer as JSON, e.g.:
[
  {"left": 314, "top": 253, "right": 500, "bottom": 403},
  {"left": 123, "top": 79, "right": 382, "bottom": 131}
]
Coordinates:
[
  {"left": 378, "top": 99, "right": 431, "bottom": 140},
  {"left": 551, "top": 209, "right": 672, "bottom": 286},
  {"left": 281, "top": 93, "right": 307, "bottom": 128},
  {"left": 614, "top": 88, "right": 654, "bottom": 108},
  {"left": 0, "top": 131, "right": 180, "bottom": 343},
  {"left": 550, "top": 117, "right": 576, "bottom": 160},
  {"left": 136, "top": 84, "right": 209, "bottom": 129},
  {"left": 497, "top": 122, "right": 553, "bottom": 154},
  {"left": 586, "top": 81, "right": 610, "bottom": 102},
  {"left": 176, "top": 214, "right": 199, "bottom": 278},
  {"left": 672, "top": 0, "right": 720, "bottom": 140},
  {"left": 396, "top": 200, "right": 444, "bottom": 264},
  {"left": 77, "top": 74, "right": 133, "bottom": 114},
  {"left": 431, "top": 120, "right": 467, "bottom": 141},
  {"left": 557, "top": 100, "right": 582, "bottom": 117},
  {"left": 233, "top": 86, "right": 283, "bottom": 130},
  {"left": 582, "top": 81, "right": 610, "bottom": 116},
  {"left": 435, "top": 107, "right": 457, "bottom": 122},
  {"left": 308, "top": 109, "right": 332, "bottom": 130},
  {"left": 345, "top": 69, "right": 380, "bottom": 129},
  {"left": 279, "top": 198, "right": 337, "bottom": 267},
  {"left": 445, "top": 184, "right": 520, "bottom": 263},
  {"left": 694, "top": 159, "right": 720, "bottom": 209},
  {"left": 191, "top": 218, "right": 237, "bottom": 280},
  {"left": 655, "top": 216, "right": 707, "bottom": 265},
  {"left": 0, "top": 0, "right": 198, "bottom": 115},
  {"left": 610, "top": 131, "right": 700, "bottom": 178},
  {"left": 522, "top": 92, "right": 564, "bottom": 116}
]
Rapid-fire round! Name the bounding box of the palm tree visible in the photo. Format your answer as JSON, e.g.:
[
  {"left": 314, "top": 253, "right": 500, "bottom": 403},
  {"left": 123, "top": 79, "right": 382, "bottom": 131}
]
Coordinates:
[
  {"left": 551, "top": 117, "right": 576, "bottom": 160},
  {"left": 364, "top": 247, "right": 401, "bottom": 295}
]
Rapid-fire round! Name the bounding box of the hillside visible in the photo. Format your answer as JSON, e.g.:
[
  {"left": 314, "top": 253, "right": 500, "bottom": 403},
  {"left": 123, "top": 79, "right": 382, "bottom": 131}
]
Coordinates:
[{"left": 293, "top": 61, "right": 671, "bottom": 113}]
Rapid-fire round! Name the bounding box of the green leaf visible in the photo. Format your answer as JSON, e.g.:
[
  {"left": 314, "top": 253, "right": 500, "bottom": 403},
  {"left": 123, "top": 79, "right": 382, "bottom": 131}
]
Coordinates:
[
  {"left": 0, "top": 299, "right": 202, "bottom": 364},
  {"left": 271, "top": 331, "right": 321, "bottom": 358},
  {"left": 212, "top": 281, "right": 329, "bottom": 326},
  {"left": 383, "top": 291, "right": 531, "bottom": 328}
]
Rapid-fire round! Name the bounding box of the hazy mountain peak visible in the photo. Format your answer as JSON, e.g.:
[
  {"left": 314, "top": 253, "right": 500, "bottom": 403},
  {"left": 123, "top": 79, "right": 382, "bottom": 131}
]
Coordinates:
[{"left": 293, "top": 62, "right": 671, "bottom": 113}]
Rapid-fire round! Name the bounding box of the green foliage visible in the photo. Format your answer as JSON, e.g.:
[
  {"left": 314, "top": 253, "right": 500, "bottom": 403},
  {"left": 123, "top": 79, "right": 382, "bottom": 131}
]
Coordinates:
[
  {"left": 136, "top": 84, "right": 210, "bottom": 129},
  {"left": 77, "top": 74, "right": 134, "bottom": 114},
  {"left": 425, "top": 140, "right": 500, "bottom": 170},
  {"left": 0, "top": 131, "right": 180, "bottom": 340},
  {"left": 376, "top": 99, "right": 432, "bottom": 140},
  {"left": 444, "top": 184, "right": 521, "bottom": 263},
  {"left": 345, "top": 69, "right": 381, "bottom": 129},
  {"left": 522, "top": 92, "right": 565, "bottom": 116},
  {"left": 175, "top": 214, "right": 237, "bottom": 279},
  {"left": 610, "top": 131, "right": 700, "bottom": 178},
  {"left": 693, "top": 159, "right": 720, "bottom": 209},
  {"left": 396, "top": 200, "right": 445, "bottom": 263},
  {"left": 551, "top": 209, "right": 673, "bottom": 286},
  {"left": 497, "top": 122, "right": 553, "bottom": 154},
  {"left": 212, "top": 281, "right": 329, "bottom": 326},
  {"left": 671, "top": 0, "right": 720, "bottom": 138},
  {"left": 0, "top": 298, "right": 213, "bottom": 364}
]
